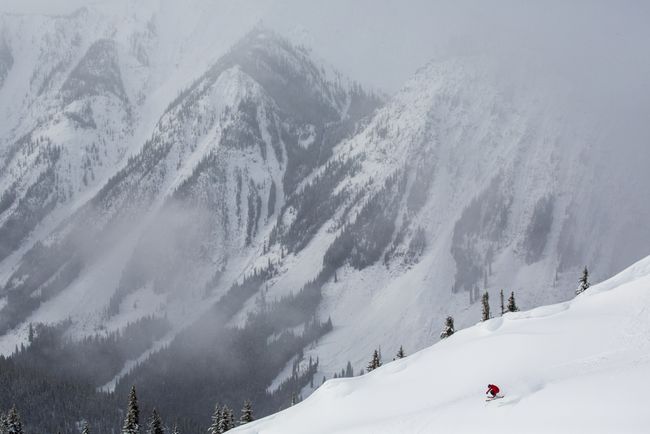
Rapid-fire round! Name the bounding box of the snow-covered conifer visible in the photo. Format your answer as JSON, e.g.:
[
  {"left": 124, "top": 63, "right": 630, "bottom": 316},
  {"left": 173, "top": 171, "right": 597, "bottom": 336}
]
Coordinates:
[
  {"left": 147, "top": 409, "right": 164, "bottom": 434},
  {"left": 440, "top": 316, "right": 455, "bottom": 339},
  {"left": 227, "top": 408, "right": 235, "bottom": 431},
  {"left": 122, "top": 386, "right": 139, "bottom": 434},
  {"left": 0, "top": 412, "right": 8, "bottom": 434},
  {"left": 507, "top": 291, "right": 519, "bottom": 312},
  {"left": 396, "top": 346, "right": 406, "bottom": 359},
  {"left": 6, "top": 406, "right": 23, "bottom": 434},
  {"left": 208, "top": 404, "right": 221, "bottom": 434},
  {"left": 576, "top": 266, "right": 591, "bottom": 295},
  {"left": 366, "top": 349, "right": 382, "bottom": 372},
  {"left": 217, "top": 406, "right": 233, "bottom": 432},
  {"left": 239, "top": 400, "right": 253, "bottom": 425}
]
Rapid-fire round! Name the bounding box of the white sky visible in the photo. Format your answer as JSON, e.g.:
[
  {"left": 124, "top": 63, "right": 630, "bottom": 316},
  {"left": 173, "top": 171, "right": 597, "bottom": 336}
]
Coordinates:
[
  {"left": 2, "top": 0, "right": 649, "bottom": 97},
  {"left": 3, "top": 0, "right": 89, "bottom": 14}
]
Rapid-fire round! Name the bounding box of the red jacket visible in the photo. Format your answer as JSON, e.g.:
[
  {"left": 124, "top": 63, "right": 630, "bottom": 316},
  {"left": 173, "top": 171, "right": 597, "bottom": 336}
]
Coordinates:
[{"left": 487, "top": 384, "right": 500, "bottom": 395}]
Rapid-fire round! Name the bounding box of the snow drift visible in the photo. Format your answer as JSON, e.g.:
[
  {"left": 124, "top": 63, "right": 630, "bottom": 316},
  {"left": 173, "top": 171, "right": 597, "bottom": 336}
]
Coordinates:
[{"left": 235, "top": 255, "right": 650, "bottom": 434}]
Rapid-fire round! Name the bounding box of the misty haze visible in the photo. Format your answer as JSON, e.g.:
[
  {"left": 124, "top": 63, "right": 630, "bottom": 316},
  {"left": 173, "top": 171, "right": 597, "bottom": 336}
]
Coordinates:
[{"left": 0, "top": 1, "right": 649, "bottom": 433}]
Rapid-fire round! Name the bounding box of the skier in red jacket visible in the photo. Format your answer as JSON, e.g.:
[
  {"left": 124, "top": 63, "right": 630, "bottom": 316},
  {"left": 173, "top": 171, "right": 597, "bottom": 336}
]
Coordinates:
[{"left": 486, "top": 384, "right": 500, "bottom": 398}]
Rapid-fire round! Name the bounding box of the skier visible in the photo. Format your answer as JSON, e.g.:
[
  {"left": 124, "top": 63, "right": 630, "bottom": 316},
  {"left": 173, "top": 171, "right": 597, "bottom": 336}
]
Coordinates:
[{"left": 486, "top": 384, "right": 501, "bottom": 399}]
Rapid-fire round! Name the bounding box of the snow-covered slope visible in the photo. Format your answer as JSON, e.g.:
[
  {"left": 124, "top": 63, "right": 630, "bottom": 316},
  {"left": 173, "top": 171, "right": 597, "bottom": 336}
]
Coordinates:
[
  {"left": 0, "top": 2, "right": 268, "bottom": 279},
  {"left": 236, "top": 255, "right": 650, "bottom": 434},
  {"left": 250, "top": 57, "right": 650, "bottom": 391},
  {"left": 0, "top": 3, "right": 649, "bottom": 423}
]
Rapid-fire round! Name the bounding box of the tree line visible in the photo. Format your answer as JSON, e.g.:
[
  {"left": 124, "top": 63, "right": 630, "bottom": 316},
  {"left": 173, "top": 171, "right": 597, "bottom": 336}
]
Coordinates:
[
  {"left": 1, "top": 386, "right": 254, "bottom": 434},
  {"left": 445, "top": 266, "right": 592, "bottom": 337}
]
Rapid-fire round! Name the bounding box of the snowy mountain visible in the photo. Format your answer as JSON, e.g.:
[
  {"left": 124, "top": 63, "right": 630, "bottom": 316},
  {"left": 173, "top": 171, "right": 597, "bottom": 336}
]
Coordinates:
[
  {"left": 0, "top": 2, "right": 649, "bottom": 430},
  {"left": 0, "top": 18, "right": 379, "bottom": 339},
  {"left": 235, "top": 254, "right": 650, "bottom": 434},
  {"left": 246, "top": 57, "right": 650, "bottom": 391},
  {"left": 0, "top": 1, "right": 283, "bottom": 287}
]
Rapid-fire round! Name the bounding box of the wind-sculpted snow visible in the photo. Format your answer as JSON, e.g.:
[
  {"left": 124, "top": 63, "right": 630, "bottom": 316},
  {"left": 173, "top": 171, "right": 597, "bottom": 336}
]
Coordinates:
[{"left": 235, "top": 255, "right": 650, "bottom": 434}]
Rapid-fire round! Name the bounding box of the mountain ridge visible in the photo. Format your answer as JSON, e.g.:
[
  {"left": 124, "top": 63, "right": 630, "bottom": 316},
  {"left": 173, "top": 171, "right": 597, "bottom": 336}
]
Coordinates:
[{"left": 0, "top": 6, "right": 649, "bottom": 431}]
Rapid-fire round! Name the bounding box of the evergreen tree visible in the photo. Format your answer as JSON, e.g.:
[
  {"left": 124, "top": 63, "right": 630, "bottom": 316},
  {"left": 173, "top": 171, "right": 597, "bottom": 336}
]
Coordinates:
[
  {"left": 0, "top": 412, "right": 8, "bottom": 434},
  {"left": 576, "top": 266, "right": 591, "bottom": 295},
  {"left": 239, "top": 400, "right": 253, "bottom": 425},
  {"left": 481, "top": 291, "right": 490, "bottom": 321},
  {"left": 227, "top": 408, "right": 235, "bottom": 431},
  {"left": 6, "top": 406, "right": 23, "bottom": 434},
  {"left": 82, "top": 422, "right": 91, "bottom": 434},
  {"left": 122, "top": 386, "right": 140, "bottom": 434},
  {"left": 507, "top": 291, "right": 519, "bottom": 312},
  {"left": 500, "top": 289, "right": 505, "bottom": 315},
  {"left": 366, "top": 349, "right": 382, "bottom": 372},
  {"left": 440, "top": 316, "right": 455, "bottom": 339},
  {"left": 171, "top": 424, "right": 180, "bottom": 434},
  {"left": 396, "top": 346, "right": 406, "bottom": 359},
  {"left": 208, "top": 404, "right": 222, "bottom": 434},
  {"left": 217, "top": 406, "right": 232, "bottom": 433},
  {"left": 148, "top": 409, "right": 164, "bottom": 434},
  {"left": 344, "top": 361, "right": 354, "bottom": 377}
]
